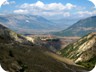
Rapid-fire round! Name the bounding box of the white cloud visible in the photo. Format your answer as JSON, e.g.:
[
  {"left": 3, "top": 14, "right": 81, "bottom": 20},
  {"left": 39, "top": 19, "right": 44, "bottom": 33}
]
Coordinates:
[
  {"left": 77, "top": 11, "right": 92, "bottom": 16},
  {"left": 19, "top": 1, "right": 76, "bottom": 11},
  {"left": 89, "top": 0, "right": 96, "bottom": 8},
  {"left": 0, "top": 0, "right": 15, "bottom": 7},
  {"left": 65, "top": 3, "right": 76, "bottom": 10},
  {"left": 3, "top": 0, "right": 15, "bottom": 5},
  {"left": 44, "top": 3, "right": 65, "bottom": 10},
  {"left": 77, "top": 10, "right": 96, "bottom": 17},
  {"left": 13, "top": 1, "right": 76, "bottom": 17},
  {"left": 3, "top": 0, "right": 9, "bottom": 5},
  {"left": 14, "top": 9, "right": 28, "bottom": 14},
  {"left": 34, "top": 1, "right": 44, "bottom": 8},
  {"left": 0, "top": 0, "right": 7, "bottom": 7}
]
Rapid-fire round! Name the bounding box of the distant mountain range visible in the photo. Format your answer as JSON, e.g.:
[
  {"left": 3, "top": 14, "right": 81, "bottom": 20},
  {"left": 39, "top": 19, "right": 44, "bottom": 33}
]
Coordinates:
[
  {"left": 60, "top": 32, "right": 96, "bottom": 70},
  {"left": 50, "top": 18, "right": 78, "bottom": 29},
  {"left": 0, "top": 14, "right": 58, "bottom": 34},
  {"left": 53, "top": 16, "right": 96, "bottom": 37}
]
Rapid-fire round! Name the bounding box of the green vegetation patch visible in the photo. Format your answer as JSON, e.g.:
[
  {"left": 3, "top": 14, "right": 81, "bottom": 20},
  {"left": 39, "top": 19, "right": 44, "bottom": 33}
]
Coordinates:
[{"left": 76, "top": 56, "right": 96, "bottom": 70}]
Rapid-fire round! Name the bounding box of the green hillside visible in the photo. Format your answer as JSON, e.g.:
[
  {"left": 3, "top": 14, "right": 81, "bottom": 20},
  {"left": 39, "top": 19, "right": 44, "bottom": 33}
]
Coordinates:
[{"left": 60, "top": 33, "right": 96, "bottom": 70}]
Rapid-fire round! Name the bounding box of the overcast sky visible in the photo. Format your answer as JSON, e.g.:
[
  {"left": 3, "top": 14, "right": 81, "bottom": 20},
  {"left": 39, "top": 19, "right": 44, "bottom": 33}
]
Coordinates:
[{"left": 0, "top": 0, "right": 96, "bottom": 19}]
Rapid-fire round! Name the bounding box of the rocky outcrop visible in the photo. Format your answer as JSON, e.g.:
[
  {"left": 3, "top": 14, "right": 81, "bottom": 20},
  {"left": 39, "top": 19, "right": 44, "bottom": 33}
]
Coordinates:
[
  {"left": 60, "top": 32, "right": 96, "bottom": 70},
  {"left": 0, "top": 24, "right": 33, "bottom": 45}
]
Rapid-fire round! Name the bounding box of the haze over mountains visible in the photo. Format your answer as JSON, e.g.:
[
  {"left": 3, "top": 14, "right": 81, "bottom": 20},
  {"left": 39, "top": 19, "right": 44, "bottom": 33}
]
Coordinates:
[
  {"left": 1, "top": 14, "right": 96, "bottom": 37},
  {"left": 53, "top": 16, "right": 96, "bottom": 37},
  {"left": 0, "top": 14, "right": 79, "bottom": 34},
  {"left": 0, "top": 14, "right": 58, "bottom": 34},
  {"left": 49, "top": 18, "right": 78, "bottom": 29}
]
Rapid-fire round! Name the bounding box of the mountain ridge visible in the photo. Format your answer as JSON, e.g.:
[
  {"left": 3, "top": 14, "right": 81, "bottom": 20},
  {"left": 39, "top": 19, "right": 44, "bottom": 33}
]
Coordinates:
[
  {"left": 53, "top": 16, "right": 96, "bottom": 37},
  {"left": 60, "top": 32, "right": 96, "bottom": 70},
  {"left": 0, "top": 14, "right": 58, "bottom": 34},
  {"left": 0, "top": 23, "right": 34, "bottom": 45}
]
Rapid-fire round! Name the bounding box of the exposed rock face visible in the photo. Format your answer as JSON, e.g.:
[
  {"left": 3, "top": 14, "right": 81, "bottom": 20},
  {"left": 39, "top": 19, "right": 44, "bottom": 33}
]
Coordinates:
[
  {"left": 60, "top": 32, "right": 96, "bottom": 70},
  {"left": 0, "top": 24, "right": 33, "bottom": 45}
]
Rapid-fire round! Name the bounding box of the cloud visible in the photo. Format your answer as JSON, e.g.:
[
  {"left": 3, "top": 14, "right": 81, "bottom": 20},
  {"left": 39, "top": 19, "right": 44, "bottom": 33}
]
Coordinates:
[
  {"left": 4, "top": 1, "right": 15, "bottom": 5},
  {"left": 77, "top": 10, "right": 96, "bottom": 17},
  {"left": 89, "top": 0, "right": 96, "bottom": 8},
  {"left": 19, "top": 1, "right": 76, "bottom": 11},
  {"left": 0, "top": 0, "right": 7, "bottom": 7},
  {"left": 13, "top": 9, "right": 28, "bottom": 14},
  {"left": 14, "top": 1, "right": 76, "bottom": 17},
  {"left": 0, "top": 0, "right": 15, "bottom": 7},
  {"left": 65, "top": 3, "right": 76, "bottom": 10}
]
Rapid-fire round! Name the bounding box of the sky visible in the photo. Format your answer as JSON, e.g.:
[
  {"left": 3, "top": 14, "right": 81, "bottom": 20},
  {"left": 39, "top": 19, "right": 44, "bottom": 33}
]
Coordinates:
[{"left": 0, "top": 0, "right": 96, "bottom": 19}]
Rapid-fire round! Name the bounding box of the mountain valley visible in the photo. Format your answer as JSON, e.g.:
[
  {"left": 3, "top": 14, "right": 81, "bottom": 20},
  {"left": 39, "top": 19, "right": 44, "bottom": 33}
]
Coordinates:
[
  {"left": 53, "top": 16, "right": 96, "bottom": 37},
  {"left": 0, "top": 24, "right": 89, "bottom": 72}
]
